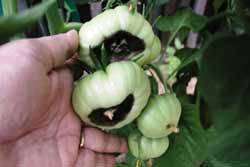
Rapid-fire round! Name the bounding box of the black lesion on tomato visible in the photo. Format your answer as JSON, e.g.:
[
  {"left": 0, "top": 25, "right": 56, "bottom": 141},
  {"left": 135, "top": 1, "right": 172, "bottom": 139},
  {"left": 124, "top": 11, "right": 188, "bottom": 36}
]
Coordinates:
[
  {"left": 104, "top": 31, "right": 145, "bottom": 60},
  {"left": 88, "top": 94, "right": 134, "bottom": 126},
  {"left": 93, "top": 31, "right": 145, "bottom": 62}
]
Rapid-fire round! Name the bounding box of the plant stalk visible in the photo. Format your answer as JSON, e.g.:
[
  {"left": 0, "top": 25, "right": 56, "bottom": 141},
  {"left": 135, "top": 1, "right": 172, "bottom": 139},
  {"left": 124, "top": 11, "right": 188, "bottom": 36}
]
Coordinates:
[
  {"left": 206, "top": 10, "right": 234, "bottom": 26},
  {"left": 43, "top": 0, "right": 65, "bottom": 35},
  {"left": 1, "top": 0, "right": 25, "bottom": 39},
  {"left": 186, "top": 0, "right": 207, "bottom": 48},
  {"left": 2, "top": 0, "right": 17, "bottom": 16},
  {"left": 63, "top": 22, "right": 82, "bottom": 32}
]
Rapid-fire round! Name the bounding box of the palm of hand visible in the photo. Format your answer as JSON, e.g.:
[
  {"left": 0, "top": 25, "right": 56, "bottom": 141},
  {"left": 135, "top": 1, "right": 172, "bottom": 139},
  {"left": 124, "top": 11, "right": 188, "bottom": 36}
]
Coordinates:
[
  {"left": 6, "top": 67, "right": 82, "bottom": 167},
  {"left": 0, "top": 31, "right": 127, "bottom": 167}
]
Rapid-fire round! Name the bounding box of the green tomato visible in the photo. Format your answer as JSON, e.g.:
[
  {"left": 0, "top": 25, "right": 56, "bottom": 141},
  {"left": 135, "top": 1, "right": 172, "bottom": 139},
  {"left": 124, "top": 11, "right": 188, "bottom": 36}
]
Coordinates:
[
  {"left": 166, "top": 46, "right": 176, "bottom": 57},
  {"left": 159, "top": 55, "right": 181, "bottom": 86},
  {"left": 72, "top": 61, "right": 151, "bottom": 129},
  {"left": 128, "top": 132, "right": 169, "bottom": 160},
  {"left": 79, "top": 5, "right": 161, "bottom": 67},
  {"left": 167, "top": 55, "right": 181, "bottom": 76},
  {"left": 137, "top": 93, "right": 181, "bottom": 138}
]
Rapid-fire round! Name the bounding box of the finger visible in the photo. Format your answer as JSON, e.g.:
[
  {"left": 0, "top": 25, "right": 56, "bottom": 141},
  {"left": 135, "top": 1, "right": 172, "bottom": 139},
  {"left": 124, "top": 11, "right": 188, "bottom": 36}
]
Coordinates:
[
  {"left": 66, "top": 58, "right": 88, "bottom": 81},
  {"left": 65, "top": 53, "right": 78, "bottom": 65},
  {"left": 34, "top": 30, "right": 79, "bottom": 71},
  {"left": 95, "top": 152, "right": 116, "bottom": 167},
  {"left": 47, "top": 67, "right": 73, "bottom": 105},
  {"left": 1, "top": 30, "right": 79, "bottom": 72},
  {"left": 82, "top": 127, "right": 128, "bottom": 153},
  {"left": 75, "top": 149, "right": 115, "bottom": 167}
]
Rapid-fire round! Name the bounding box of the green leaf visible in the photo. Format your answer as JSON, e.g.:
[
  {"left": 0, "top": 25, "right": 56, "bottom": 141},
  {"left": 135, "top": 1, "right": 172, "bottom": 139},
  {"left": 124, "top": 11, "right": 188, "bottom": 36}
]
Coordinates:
[
  {"left": 230, "top": 0, "right": 250, "bottom": 34},
  {"left": 0, "top": 0, "right": 3, "bottom": 16},
  {"left": 100, "top": 44, "right": 109, "bottom": 68},
  {"left": 156, "top": 8, "right": 207, "bottom": 33},
  {"left": 175, "top": 48, "right": 201, "bottom": 68},
  {"left": 148, "top": 0, "right": 171, "bottom": 7},
  {"left": 108, "top": 123, "right": 138, "bottom": 138},
  {"left": 74, "top": 0, "right": 100, "bottom": 5},
  {"left": 104, "top": 0, "right": 124, "bottom": 10},
  {"left": 200, "top": 34, "right": 250, "bottom": 166},
  {"left": 116, "top": 164, "right": 133, "bottom": 167},
  {"left": 148, "top": 75, "right": 159, "bottom": 95},
  {"left": 64, "top": 0, "right": 80, "bottom": 22},
  {"left": 202, "top": 156, "right": 233, "bottom": 167},
  {"left": 153, "top": 99, "right": 210, "bottom": 167},
  {"left": 166, "top": 48, "right": 201, "bottom": 81},
  {"left": 200, "top": 34, "right": 250, "bottom": 129},
  {"left": 116, "top": 152, "right": 137, "bottom": 167},
  {"left": 0, "top": 0, "right": 56, "bottom": 39},
  {"left": 231, "top": 14, "right": 246, "bottom": 34},
  {"left": 207, "top": 119, "right": 250, "bottom": 166},
  {"left": 213, "top": 0, "right": 227, "bottom": 12},
  {"left": 176, "top": 27, "right": 190, "bottom": 41},
  {"left": 144, "top": 0, "right": 171, "bottom": 18}
]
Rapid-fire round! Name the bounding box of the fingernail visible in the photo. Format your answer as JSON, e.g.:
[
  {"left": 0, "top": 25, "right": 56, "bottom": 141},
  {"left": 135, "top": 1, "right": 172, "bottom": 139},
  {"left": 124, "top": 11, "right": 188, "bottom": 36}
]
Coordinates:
[
  {"left": 67, "top": 30, "right": 79, "bottom": 43},
  {"left": 67, "top": 29, "right": 78, "bottom": 37},
  {"left": 66, "top": 30, "right": 79, "bottom": 51}
]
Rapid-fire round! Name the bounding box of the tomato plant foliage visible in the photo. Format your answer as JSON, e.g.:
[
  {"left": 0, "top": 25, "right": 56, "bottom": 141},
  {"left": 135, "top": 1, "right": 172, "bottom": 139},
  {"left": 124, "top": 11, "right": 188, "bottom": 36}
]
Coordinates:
[
  {"left": 1, "top": 0, "right": 250, "bottom": 167},
  {"left": 156, "top": 8, "right": 207, "bottom": 33},
  {"left": 152, "top": 34, "right": 250, "bottom": 167},
  {"left": 200, "top": 35, "right": 250, "bottom": 166}
]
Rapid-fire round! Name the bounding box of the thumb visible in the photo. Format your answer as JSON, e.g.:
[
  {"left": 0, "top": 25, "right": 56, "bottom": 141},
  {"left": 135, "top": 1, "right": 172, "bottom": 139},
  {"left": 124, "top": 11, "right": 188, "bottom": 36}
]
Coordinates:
[
  {"left": 0, "top": 30, "right": 79, "bottom": 72},
  {"left": 34, "top": 30, "right": 79, "bottom": 71}
]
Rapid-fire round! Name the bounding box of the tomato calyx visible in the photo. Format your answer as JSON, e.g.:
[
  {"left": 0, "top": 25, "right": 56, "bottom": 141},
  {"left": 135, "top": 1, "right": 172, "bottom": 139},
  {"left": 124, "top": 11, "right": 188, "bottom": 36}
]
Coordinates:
[
  {"left": 88, "top": 94, "right": 134, "bottom": 126},
  {"left": 166, "top": 124, "right": 179, "bottom": 133},
  {"left": 145, "top": 68, "right": 166, "bottom": 95}
]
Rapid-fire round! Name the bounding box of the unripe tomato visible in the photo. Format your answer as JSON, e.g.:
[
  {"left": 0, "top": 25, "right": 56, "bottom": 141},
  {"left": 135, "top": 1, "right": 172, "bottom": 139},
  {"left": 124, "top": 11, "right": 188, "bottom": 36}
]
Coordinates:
[
  {"left": 137, "top": 93, "right": 181, "bottom": 138},
  {"left": 128, "top": 132, "right": 169, "bottom": 160},
  {"left": 79, "top": 5, "right": 161, "bottom": 67},
  {"left": 159, "top": 55, "right": 181, "bottom": 86},
  {"left": 72, "top": 61, "right": 151, "bottom": 129}
]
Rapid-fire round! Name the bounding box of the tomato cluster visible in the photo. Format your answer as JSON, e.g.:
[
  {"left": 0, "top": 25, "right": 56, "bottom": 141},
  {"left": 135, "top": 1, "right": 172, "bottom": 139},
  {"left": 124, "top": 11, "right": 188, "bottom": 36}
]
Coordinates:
[
  {"left": 129, "top": 93, "right": 181, "bottom": 160},
  {"left": 72, "top": 5, "right": 182, "bottom": 161}
]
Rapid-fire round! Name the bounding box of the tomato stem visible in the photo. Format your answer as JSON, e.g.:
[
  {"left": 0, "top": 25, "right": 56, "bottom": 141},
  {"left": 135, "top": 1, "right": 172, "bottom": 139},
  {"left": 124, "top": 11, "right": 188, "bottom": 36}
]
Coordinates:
[
  {"left": 63, "top": 22, "right": 82, "bottom": 32},
  {"left": 146, "top": 68, "right": 167, "bottom": 95},
  {"left": 129, "top": 0, "right": 137, "bottom": 13},
  {"left": 136, "top": 159, "right": 142, "bottom": 167},
  {"left": 166, "top": 124, "right": 180, "bottom": 133},
  {"left": 146, "top": 159, "right": 153, "bottom": 167}
]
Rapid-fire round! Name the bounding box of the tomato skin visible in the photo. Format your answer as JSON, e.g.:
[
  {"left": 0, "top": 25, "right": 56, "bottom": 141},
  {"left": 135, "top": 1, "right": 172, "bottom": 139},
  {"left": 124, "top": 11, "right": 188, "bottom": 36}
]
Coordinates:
[
  {"left": 72, "top": 61, "right": 151, "bottom": 129},
  {"left": 128, "top": 132, "right": 169, "bottom": 160},
  {"left": 79, "top": 5, "right": 161, "bottom": 67},
  {"left": 137, "top": 93, "right": 181, "bottom": 138}
]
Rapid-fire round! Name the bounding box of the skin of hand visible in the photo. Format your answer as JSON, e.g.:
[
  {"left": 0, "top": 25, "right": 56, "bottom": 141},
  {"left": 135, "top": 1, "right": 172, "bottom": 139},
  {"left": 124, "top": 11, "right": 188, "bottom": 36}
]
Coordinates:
[{"left": 0, "top": 30, "right": 128, "bottom": 167}]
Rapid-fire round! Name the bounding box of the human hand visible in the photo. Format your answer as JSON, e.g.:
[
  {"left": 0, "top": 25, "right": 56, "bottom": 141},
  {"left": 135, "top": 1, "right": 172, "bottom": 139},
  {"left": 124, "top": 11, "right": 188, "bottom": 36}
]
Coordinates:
[{"left": 0, "top": 30, "right": 128, "bottom": 167}]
